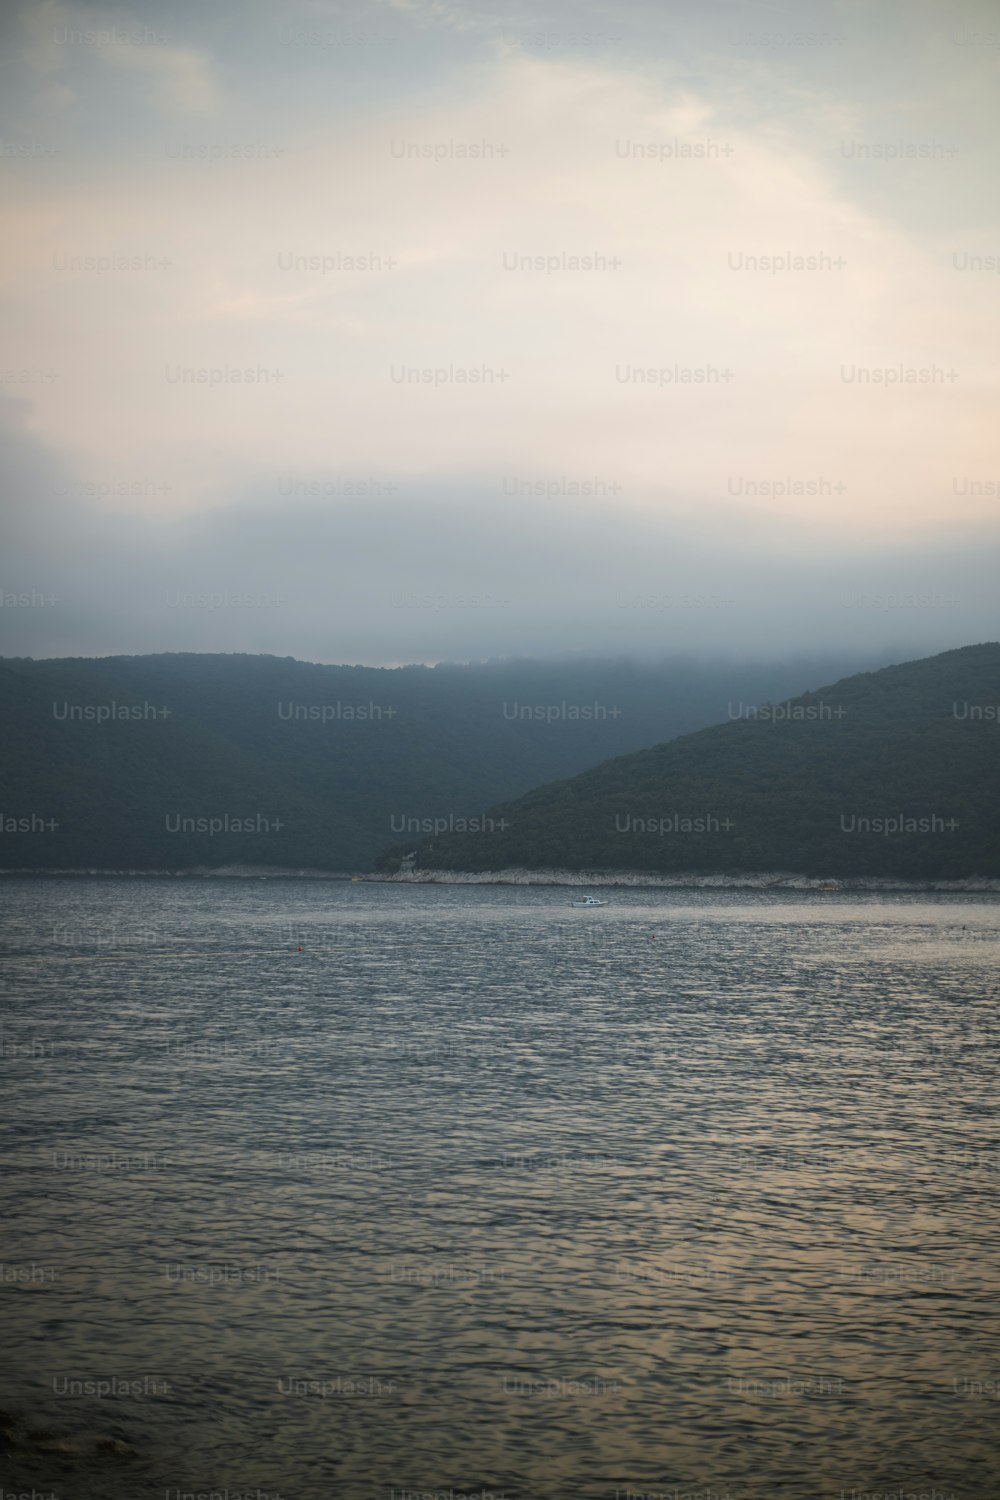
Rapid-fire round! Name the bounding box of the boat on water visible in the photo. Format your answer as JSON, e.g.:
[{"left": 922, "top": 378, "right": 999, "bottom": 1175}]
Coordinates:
[{"left": 571, "top": 895, "right": 608, "bottom": 907}]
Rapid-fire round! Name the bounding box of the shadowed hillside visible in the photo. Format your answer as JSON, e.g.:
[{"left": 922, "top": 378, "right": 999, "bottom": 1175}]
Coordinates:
[
  {"left": 0, "top": 649, "right": 882, "bottom": 871},
  {"left": 376, "top": 644, "right": 1000, "bottom": 880}
]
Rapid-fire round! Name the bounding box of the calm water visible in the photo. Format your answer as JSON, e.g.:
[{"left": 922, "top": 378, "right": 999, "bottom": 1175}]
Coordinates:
[{"left": 0, "top": 878, "right": 998, "bottom": 1500}]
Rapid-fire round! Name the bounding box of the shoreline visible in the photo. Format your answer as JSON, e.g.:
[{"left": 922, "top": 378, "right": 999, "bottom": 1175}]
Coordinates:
[
  {"left": 3, "top": 865, "right": 996, "bottom": 892},
  {"left": 365, "top": 866, "right": 1000, "bottom": 892},
  {"left": 0, "top": 865, "right": 355, "bottom": 880}
]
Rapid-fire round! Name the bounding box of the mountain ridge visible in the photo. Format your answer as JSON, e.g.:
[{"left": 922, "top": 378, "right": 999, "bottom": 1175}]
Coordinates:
[{"left": 0, "top": 648, "right": 885, "bottom": 872}]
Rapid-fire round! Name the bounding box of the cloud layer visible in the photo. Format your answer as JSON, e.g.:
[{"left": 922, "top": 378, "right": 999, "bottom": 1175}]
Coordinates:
[{"left": 2, "top": 0, "right": 998, "bottom": 661}]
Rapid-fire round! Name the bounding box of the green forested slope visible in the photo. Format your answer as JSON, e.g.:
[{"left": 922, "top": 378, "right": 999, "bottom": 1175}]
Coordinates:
[
  {"left": 377, "top": 645, "right": 1000, "bottom": 879},
  {"left": 0, "top": 649, "right": 879, "bottom": 870}
]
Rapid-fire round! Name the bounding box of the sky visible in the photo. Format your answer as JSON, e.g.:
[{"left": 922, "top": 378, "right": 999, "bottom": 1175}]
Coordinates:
[{"left": 1, "top": 0, "right": 998, "bottom": 665}]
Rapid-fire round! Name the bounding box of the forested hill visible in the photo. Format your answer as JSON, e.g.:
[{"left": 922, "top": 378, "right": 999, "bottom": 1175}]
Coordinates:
[
  {"left": 0, "top": 649, "right": 881, "bottom": 872},
  {"left": 376, "top": 644, "right": 1000, "bottom": 880}
]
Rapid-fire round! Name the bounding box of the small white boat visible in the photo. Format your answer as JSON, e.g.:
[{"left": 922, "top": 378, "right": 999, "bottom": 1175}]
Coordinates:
[{"left": 571, "top": 895, "right": 608, "bottom": 907}]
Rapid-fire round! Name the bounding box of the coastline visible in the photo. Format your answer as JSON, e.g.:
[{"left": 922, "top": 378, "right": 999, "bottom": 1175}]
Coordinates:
[
  {"left": 1, "top": 865, "right": 998, "bottom": 892},
  {"left": 0, "top": 865, "right": 354, "bottom": 879},
  {"left": 366, "top": 867, "right": 1000, "bottom": 892}
]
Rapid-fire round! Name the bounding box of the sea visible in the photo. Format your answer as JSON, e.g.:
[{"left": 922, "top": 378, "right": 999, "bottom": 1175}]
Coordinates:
[{"left": 0, "top": 876, "right": 997, "bottom": 1500}]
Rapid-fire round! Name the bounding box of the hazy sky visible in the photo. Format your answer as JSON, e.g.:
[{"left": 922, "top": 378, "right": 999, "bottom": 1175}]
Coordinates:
[{"left": 2, "top": 0, "right": 998, "bottom": 663}]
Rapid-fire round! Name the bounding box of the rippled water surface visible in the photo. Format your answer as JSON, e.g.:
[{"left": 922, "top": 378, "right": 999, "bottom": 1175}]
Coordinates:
[{"left": 1, "top": 878, "right": 998, "bottom": 1500}]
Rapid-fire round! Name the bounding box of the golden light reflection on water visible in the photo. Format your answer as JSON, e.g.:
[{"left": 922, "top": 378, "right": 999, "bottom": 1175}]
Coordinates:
[{"left": 0, "top": 880, "right": 997, "bottom": 1499}]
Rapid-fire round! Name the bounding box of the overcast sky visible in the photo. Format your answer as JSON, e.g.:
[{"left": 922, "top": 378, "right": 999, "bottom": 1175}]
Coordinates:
[{"left": 2, "top": 0, "right": 998, "bottom": 664}]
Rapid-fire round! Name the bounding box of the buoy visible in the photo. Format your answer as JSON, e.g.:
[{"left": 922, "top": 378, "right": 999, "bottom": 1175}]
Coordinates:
[{"left": 297, "top": 946, "right": 303, "bottom": 953}]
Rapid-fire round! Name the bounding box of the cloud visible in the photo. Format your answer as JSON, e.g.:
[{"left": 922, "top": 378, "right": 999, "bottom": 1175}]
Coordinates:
[
  {"left": 1, "top": 2, "right": 997, "bottom": 661},
  {"left": 12, "top": 0, "right": 219, "bottom": 114},
  {"left": 99, "top": 40, "right": 220, "bottom": 114},
  {"left": 2, "top": 47, "right": 997, "bottom": 547},
  {"left": 1, "top": 399, "right": 996, "bottom": 664}
]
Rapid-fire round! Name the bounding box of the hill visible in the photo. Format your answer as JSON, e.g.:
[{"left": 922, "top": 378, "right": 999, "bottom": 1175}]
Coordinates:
[
  {"left": 0, "top": 649, "right": 881, "bottom": 872},
  {"left": 375, "top": 644, "right": 1000, "bottom": 880}
]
